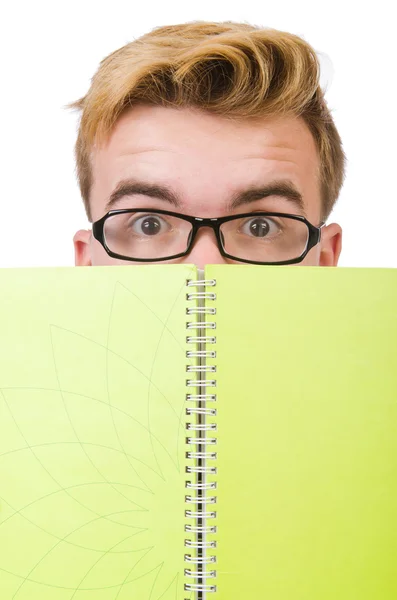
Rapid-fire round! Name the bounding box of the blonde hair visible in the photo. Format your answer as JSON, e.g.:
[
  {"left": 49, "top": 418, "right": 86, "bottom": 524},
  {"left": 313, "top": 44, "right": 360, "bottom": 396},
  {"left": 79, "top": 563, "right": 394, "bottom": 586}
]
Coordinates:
[{"left": 71, "top": 20, "right": 345, "bottom": 222}]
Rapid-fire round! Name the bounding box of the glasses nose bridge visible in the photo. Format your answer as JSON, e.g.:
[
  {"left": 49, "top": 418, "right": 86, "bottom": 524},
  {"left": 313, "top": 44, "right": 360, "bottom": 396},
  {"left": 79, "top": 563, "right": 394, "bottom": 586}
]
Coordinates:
[
  {"left": 193, "top": 216, "right": 218, "bottom": 224},
  {"left": 190, "top": 217, "right": 221, "bottom": 244}
]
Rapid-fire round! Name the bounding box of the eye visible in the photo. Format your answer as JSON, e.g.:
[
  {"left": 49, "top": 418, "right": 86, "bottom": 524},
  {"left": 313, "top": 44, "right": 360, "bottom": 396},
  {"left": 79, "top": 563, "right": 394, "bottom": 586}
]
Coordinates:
[
  {"left": 240, "top": 216, "right": 280, "bottom": 238},
  {"left": 130, "top": 214, "right": 171, "bottom": 236}
]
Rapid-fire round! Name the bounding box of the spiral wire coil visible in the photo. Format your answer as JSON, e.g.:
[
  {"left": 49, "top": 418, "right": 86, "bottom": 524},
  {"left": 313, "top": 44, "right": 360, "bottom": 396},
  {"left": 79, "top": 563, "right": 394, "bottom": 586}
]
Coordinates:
[{"left": 184, "top": 278, "right": 217, "bottom": 597}]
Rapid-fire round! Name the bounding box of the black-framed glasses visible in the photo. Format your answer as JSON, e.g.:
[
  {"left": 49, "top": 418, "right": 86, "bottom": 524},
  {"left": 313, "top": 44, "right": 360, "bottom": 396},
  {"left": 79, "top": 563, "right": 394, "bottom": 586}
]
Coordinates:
[{"left": 92, "top": 208, "right": 325, "bottom": 265}]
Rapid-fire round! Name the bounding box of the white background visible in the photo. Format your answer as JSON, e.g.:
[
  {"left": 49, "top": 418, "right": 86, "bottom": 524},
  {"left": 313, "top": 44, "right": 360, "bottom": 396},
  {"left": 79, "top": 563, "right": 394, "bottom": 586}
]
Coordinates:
[{"left": 0, "top": 0, "right": 395, "bottom": 268}]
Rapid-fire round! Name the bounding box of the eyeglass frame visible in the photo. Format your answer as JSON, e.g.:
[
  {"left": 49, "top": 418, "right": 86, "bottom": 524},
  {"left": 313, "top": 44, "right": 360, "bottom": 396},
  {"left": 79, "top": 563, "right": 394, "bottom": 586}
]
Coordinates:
[{"left": 92, "top": 207, "right": 325, "bottom": 266}]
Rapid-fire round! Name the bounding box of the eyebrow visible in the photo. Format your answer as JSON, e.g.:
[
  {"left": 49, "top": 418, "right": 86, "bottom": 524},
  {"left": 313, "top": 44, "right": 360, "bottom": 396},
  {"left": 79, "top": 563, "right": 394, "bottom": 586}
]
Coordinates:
[
  {"left": 105, "top": 177, "right": 306, "bottom": 214},
  {"left": 106, "top": 179, "right": 182, "bottom": 211}
]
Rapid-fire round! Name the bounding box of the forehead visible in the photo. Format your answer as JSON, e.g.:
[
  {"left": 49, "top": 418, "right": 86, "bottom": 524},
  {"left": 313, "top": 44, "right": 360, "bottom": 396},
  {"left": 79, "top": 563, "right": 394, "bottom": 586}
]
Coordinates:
[
  {"left": 90, "top": 105, "right": 321, "bottom": 219},
  {"left": 95, "top": 104, "right": 318, "bottom": 159}
]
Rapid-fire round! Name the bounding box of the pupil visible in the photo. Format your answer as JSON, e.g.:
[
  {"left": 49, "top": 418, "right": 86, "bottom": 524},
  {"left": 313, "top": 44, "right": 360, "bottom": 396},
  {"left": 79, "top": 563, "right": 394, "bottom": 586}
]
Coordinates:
[
  {"left": 142, "top": 217, "right": 161, "bottom": 235},
  {"left": 250, "top": 218, "right": 269, "bottom": 237}
]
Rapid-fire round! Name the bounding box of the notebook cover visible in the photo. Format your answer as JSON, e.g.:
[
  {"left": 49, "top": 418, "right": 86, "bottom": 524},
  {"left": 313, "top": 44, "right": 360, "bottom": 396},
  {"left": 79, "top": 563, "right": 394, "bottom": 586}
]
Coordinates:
[
  {"left": 206, "top": 265, "right": 397, "bottom": 599},
  {"left": 0, "top": 265, "right": 195, "bottom": 600}
]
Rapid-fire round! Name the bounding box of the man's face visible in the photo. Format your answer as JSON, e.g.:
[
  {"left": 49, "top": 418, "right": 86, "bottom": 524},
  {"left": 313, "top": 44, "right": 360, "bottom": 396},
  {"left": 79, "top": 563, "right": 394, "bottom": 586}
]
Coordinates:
[{"left": 74, "top": 105, "right": 342, "bottom": 268}]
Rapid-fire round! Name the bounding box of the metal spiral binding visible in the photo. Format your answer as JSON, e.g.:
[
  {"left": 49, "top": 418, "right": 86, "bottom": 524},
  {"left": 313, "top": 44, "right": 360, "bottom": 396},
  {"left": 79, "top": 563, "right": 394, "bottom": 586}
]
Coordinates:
[{"left": 185, "top": 277, "right": 217, "bottom": 598}]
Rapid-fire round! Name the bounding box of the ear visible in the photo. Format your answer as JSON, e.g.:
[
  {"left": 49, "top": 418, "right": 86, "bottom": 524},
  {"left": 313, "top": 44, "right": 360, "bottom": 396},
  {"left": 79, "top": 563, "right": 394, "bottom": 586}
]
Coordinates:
[
  {"left": 319, "top": 223, "right": 343, "bottom": 266},
  {"left": 73, "top": 230, "right": 92, "bottom": 266}
]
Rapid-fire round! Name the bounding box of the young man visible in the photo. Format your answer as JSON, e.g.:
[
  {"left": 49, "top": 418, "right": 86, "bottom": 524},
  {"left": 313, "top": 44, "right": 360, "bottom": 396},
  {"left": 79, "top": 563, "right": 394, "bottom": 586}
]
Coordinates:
[{"left": 72, "top": 21, "right": 345, "bottom": 270}]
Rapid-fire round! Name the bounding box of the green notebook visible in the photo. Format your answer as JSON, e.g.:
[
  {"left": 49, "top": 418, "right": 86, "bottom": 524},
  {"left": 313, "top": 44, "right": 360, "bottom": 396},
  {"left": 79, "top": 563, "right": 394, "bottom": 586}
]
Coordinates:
[{"left": 0, "top": 265, "right": 396, "bottom": 599}]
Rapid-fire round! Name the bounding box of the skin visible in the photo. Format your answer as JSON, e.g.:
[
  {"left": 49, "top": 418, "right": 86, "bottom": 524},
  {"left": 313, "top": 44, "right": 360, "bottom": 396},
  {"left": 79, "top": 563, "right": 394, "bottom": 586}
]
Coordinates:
[{"left": 74, "top": 105, "right": 342, "bottom": 269}]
